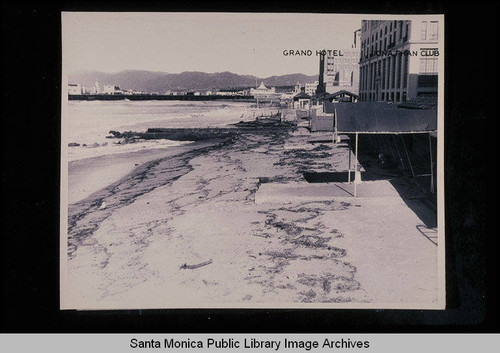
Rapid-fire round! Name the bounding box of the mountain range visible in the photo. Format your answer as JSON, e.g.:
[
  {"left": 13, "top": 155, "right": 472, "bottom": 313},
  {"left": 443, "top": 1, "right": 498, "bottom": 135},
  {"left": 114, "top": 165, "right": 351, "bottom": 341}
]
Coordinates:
[{"left": 68, "top": 70, "right": 318, "bottom": 92}]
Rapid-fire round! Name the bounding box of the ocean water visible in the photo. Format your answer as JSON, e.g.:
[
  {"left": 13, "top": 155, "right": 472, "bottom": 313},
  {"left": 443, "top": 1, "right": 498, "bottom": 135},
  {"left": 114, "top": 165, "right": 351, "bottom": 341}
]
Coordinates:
[{"left": 64, "top": 100, "right": 269, "bottom": 162}]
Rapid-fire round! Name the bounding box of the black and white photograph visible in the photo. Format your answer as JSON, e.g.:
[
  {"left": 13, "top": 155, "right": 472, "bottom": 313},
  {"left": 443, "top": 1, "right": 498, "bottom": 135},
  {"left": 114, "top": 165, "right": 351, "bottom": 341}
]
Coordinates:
[{"left": 60, "top": 13, "right": 445, "bottom": 310}]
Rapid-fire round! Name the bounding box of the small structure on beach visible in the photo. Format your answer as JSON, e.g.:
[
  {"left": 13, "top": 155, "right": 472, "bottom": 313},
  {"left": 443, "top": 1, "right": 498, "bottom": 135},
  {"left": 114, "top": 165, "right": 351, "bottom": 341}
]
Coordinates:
[
  {"left": 332, "top": 102, "right": 437, "bottom": 196},
  {"left": 292, "top": 91, "right": 312, "bottom": 109}
]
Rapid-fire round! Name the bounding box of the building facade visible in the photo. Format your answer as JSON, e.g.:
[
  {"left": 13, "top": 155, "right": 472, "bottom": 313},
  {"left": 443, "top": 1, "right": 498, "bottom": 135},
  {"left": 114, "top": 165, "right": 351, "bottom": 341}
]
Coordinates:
[
  {"left": 250, "top": 82, "right": 278, "bottom": 98},
  {"left": 323, "top": 29, "right": 361, "bottom": 95},
  {"left": 68, "top": 83, "right": 82, "bottom": 95},
  {"left": 103, "top": 85, "right": 121, "bottom": 94},
  {"left": 305, "top": 81, "right": 319, "bottom": 96},
  {"left": 358, "top": 19, "right": 439, "bottom": 102}
]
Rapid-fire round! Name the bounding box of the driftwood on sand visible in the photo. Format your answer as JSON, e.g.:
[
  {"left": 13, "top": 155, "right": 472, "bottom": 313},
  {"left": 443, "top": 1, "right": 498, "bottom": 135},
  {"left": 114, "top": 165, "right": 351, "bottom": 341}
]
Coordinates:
[{"left": 180, "top": 259, "right": 213, "bottom": 270}]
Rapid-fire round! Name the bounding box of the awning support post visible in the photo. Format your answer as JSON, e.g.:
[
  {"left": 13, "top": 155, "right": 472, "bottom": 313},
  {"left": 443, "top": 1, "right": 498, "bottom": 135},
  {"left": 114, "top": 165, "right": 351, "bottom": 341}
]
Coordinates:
[
  {"left": 400, "top": 135, "right": 416, "bottom": 178},
  {"left": 354, "top": 133, "right": 359, "bottom": 197},
  {"left": 382, "top": 134, "right": 390, "bottom": 154},
  {"left": 392, "top": 135, "right": 406, "bottom": 170},
  {"left": 429, "top": 133, "right": 435, "bottom": 193},
  {"left": 386, "top": 134, "right": 398, "bottom": 166},
  {"left": 333, "top": 109, "right": 338, "bottom": 143},
  {"left": 348, "top": 136, "right": 352, "bottom": 184},
  {"left": 376, "top": 135, "right": 384, "bottom": 154}
]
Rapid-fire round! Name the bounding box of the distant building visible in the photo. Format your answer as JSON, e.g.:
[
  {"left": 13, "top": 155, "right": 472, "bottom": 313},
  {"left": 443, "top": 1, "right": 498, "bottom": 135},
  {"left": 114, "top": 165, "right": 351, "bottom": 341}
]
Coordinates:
[
  {"left": 216, "top": 88, "right": 250, "bottom": 96},
  {"left": 68, "top": 83, "right": 82, "bottom": 95},
  {"left": 358, "top": 20, "right": 439, "bottom": 102},
  {"left": 250, "top": 82, "right": 278, "bottom": 98},
  {"left": 305, "top": 81, "right": 319, "bottom": 96},
  {"left": 81, "top": 85, "right": 92, "bottom": 94},
  {"left": 103, "top": 85, "right": 121, "bottom": 94},
  {"left": 294, "top": 81, "right": 302, "bottom": 94},
  {"left": 292, "top": 90, "right": 312, "bottom": 109},
  {"left": 322, "top": 29, "right": 361, "bottom": 95},
  {"left": 279, "top": 81, "right": 302, "bottom": 101}
]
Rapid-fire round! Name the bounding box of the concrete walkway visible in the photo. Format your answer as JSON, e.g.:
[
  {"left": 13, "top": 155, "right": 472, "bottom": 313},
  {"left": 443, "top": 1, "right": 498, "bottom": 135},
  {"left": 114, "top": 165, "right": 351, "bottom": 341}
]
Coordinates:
[{"left": 255, "top": 180, "right": 403, "bottom": 204}]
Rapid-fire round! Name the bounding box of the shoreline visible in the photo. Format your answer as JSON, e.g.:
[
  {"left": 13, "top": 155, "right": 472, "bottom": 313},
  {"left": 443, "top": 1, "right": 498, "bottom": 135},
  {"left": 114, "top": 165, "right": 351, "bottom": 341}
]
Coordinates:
[
  {"left": 67, "top": 112, "right": 286, "bottom": 205},
  {"left": 67, "top": 136, "right": 232, "bottom": 260},
  {"left": 68, "top": 140, "right": 213, "bottom": 205}
]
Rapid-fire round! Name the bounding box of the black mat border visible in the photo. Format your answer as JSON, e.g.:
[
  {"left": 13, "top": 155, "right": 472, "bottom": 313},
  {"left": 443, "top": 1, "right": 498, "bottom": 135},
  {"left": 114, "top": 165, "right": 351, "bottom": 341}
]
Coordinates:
[{"left": 1, "top": 1, "right": 498, "bottom": 333}]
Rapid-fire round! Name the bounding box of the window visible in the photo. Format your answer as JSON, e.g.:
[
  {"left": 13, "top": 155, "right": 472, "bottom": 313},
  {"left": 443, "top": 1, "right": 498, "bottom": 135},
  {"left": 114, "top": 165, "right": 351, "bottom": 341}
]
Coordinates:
[
  {"left": 396, "top": 55, "right": 401, "bottom": 89},
  {"left": 421, "top": 21, "right": 428, "bottom": 40},
  {"left": 382, "top": 58, "right": 386, "bottom": 89},
  {"left": 429, "top": 21, "right": 439, "bottom": 40},
  {"left": 403, "top": 55, "right": 409, "bottom": 88},
  {"left": 391, "top": 56, "right": 396, "bottom": 89},
  {"left": 419, "top": 58, "right": 438, "bottom": 74},
  {"left": 394, "top": 56, "right": 399, "bottom": 89},
  {"left": 418, "top": 58, "right": 438, "bottom": 88}
]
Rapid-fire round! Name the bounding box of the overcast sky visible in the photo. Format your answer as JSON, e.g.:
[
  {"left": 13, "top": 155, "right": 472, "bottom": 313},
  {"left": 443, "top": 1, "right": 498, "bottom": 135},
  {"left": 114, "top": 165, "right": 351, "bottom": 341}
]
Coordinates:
[{"left": 62, "top": 12, "right": 364, "bottom": 77}]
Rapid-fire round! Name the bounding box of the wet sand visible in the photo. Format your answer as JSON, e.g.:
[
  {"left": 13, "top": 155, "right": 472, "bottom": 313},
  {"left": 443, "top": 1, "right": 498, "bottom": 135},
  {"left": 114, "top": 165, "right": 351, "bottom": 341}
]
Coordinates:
[
  {"left": 63, "top": 118, "right": 440, "bottom": 309},
  {"left": 68, "top": 145, "right": 198, "bottom": 204}
]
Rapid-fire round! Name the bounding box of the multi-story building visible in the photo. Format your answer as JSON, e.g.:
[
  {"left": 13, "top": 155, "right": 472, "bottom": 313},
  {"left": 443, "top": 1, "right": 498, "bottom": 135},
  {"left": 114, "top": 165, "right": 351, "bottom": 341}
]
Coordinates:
[
  {"left": 81, "top": 85, "right": 92, "bottom": 94},
  {"left": 68, "top": 83, "right": 82, "bottom": 95},
  {"left": 358, "top": 19, "right": 439, "bottom": 102},
  {"left": 103, "top": 85, "right": 121, "bottom": 94},
  {"left": 323, "top": 29, "right": 361, "bottom": 95},
  {"left": 305, "top": 81, "right": 319, "bottom": 96}
]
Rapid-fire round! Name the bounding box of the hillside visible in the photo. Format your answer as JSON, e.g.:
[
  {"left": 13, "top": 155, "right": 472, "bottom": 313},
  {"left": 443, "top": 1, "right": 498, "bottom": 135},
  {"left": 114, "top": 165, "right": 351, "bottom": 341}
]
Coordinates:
[{"left": 68, "top": 70, "right": 318, "bottom": 92}]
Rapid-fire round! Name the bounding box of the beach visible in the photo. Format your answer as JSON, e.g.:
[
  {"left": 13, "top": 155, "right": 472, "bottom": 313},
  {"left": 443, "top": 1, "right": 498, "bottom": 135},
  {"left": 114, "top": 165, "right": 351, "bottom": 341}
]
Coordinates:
[{"left": 62, "top": 110, "right": 439, "bottom": 310}]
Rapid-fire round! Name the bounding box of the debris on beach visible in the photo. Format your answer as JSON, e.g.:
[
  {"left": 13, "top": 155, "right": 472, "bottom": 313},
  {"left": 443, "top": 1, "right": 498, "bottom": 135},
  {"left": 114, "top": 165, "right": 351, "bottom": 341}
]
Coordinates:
[
  {"left": 98, "top": 201, "right": 107, "bottom": 210},
  {"left": 104, "top": 116, "right": 293, "bottom": 144},
  {"left": 179, "top": 259, "right": 213, "bottom": 270}
]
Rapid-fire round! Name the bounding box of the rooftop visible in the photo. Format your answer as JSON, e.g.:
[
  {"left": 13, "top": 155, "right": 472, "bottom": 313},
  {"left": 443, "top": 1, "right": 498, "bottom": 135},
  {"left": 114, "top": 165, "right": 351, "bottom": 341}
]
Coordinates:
[{"left": 293, "top": 91, "right": 311, "bottom": 100}]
